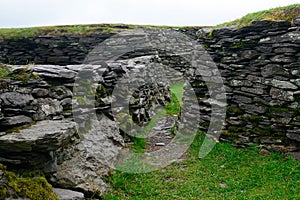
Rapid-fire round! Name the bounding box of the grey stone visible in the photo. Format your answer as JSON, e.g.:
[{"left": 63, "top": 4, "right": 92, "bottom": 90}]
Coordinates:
[
  {"left": 53, "top": 188, "right": 84, "bottom": 200},
  {"left": 287, "top": 133, "right": 300, "bottom": 142},
  {"left": 33, "top": 98, "right": 63, "bottom": 120},
  {"left": 0, "top": 120, "right": 77, "bottom": 152},
  {"left": 240, "top": 104, "right": 266, "bottom": 114},
  {"left": 270, "top": 87, "right": 294, "bottom": 101},
  {"left": 32, "top": 88, "right": 49, "bottom": 97},
  {"left": 51, "top": 117, "right": 124, "bottom": 196},
  {"left": 270, "top": 55, "right": 295, "bottom": 63},
  {"left": 33, "top": 65, "right": 77, "bottom": 80},
  {"left": 241, "top": 87, "right": 264, "bottom": 95},
  {"left": 155, "top": 143, "right": 166, "bottom": 146},
  {"left": 261, "top": 64, "right": 289, "bottom": 78},
  {"left": 0, "top": 115, "right": 32, "bottom": 127},
  {"left": 271, "top": 79, "right": 298, "bottom": 89},
  {"left": 294, "top": 18, "right": 300, "bottom": 26},
  {"left": 50, "top": 86, "right": 73, "bottom": 100},
  {"left": 0, "top": 92, "right": 34, "bottom": 107}
]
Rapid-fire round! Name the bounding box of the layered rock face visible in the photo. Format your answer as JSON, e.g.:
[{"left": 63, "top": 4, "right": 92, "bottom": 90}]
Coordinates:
[
  {"left": 0, "top": 55, "right": 172, "bottom": 197},
  {"left": 196, "top": 20, "right": 300, "bottom": 155}
]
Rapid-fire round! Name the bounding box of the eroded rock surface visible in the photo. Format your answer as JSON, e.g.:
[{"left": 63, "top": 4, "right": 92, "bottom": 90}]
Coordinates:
[{"left": 51, "top": 117, "right": 124, "bottom": 196}]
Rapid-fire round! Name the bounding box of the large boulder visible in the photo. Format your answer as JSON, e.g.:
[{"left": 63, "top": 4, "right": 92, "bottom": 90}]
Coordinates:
[
  {"left": 0, "top": 120, "right": 78, "bottom": 172},
  {"left": 0, "top": 120, "right": 77, "bottom": 153},
  {"left": 51, "top": 117, "right": 124, "bottom": 196}
]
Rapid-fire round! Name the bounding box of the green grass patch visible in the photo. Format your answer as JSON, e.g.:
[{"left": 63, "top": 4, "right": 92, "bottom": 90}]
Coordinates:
[
  {"left": 0, "top": 65, "right": 10, "bottom": 79},
  {"left": 0, "top": 24, "right": 122, "bottom": 39},
  {"left": 104, "top": 132, "right": 300, "bottom": 199},
  {"left": 165, "top": 82, "right": 184, "bottom": 115},
  {"left": 0, "top": 24, "right": 207, "bottom": 40},
  {"left": 218, "top": 4, "right": 300, "bottom": 28}
]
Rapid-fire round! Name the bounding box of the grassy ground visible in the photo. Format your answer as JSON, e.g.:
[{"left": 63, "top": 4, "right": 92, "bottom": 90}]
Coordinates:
[
  {"left": 104, "top": 133, "right": 300, "bottom": 199},
  {"left": 107, "top": 81, "right": 300, "bottom": 199},
  {"left": 218, "top": 4, "right": 300, "bottom": 27}
]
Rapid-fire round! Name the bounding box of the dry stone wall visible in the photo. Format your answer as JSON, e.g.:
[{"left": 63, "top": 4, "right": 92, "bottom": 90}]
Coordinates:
[
  {"left": 197, "top": 20, "right": 300, "bottom": 156},
  {"left": 0, "top": 20, "right": 299, "bottom": 158}
]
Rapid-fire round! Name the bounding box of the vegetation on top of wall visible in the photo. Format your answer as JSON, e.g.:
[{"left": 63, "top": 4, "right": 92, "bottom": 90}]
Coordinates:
[
  {"left": 0, "top": 24, "right": 129, "bottom": 39},
  {"left": 217, "top": 4, "right": 300, "bottom": 28},
  {"left": 0, "top": 23, "right": 209, "bottom": 40},
  {"left": 0, "top": 65, "right": 40, "bottom": 84},
  {"left": 0, "top": 65, "right": 10, "bottom": 79}
]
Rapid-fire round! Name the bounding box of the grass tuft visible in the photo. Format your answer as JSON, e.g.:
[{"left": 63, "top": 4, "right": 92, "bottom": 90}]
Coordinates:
[{"left": 218, "top": 4, "right": 300, "bottom": 28}]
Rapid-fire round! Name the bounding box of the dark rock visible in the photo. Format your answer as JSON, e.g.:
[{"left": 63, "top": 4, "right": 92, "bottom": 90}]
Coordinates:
[
  {"left": 0, "top": 120, "right": 77, "bottom": 152},
  {"left": 0, "top": 92, "right": 34, "bottom": 107},
  {"left": 287, "top": 133, "right": 300, "bottom": 142},
  {"left": 0, "top": 115, "right": 32, "bottom": 128},
  {"left": 32, "top": 88, "right": 49, "bottom": 97},
  {"left": 293, "top": 18, "right": 300, "bottom": 26}
]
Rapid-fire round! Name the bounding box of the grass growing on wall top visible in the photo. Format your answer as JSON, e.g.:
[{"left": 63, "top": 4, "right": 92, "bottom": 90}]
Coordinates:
[
  {"left": 0, "top": 65, "right": 10, "bottom": 78},
  {"left": 0, "top": 24, "right": 126, "bottom": 39},
  {"left": 0, "top": 24, "right": 209, "bottom": 40},
  {"left": 218, "top": 4, "right": 300, "bottom": 28}
]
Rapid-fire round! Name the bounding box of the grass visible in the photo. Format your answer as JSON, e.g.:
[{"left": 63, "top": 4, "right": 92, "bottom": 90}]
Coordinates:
[
  {"left": 0, "top": 65, "right": 10, "bottom": 78},
  {"left": 132, "top": 82, "right": 184, "bottom": 151},
  {"left": 104, "top": 133, "right": 300, "bottom": 199},
  {"left": 166, "top": 82, "right": 184, "bottom": 115},
  {"left": 0, "top": 24, "right": 207, "bottom": 40},
  {"left": 0, "top": 24, "right": 128, "bottom": 39},
  {"left": 218, "top": 4, "right": 300, "bottom": 27}
]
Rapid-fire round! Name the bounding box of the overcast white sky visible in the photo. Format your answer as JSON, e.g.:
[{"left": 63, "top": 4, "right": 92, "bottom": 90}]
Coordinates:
[{"left": 0, "top": 0, "right": 299, "bottom": 28}]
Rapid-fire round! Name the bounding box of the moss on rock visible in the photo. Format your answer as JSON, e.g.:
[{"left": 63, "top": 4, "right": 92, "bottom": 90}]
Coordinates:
[{"left": 0, "top": 164, "right": 59, "bottom": 200}]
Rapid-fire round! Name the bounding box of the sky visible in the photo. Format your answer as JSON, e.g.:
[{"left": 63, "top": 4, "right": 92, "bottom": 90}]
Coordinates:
[{"left": 0, "top": 0, "right": 299, "bottom": 28}]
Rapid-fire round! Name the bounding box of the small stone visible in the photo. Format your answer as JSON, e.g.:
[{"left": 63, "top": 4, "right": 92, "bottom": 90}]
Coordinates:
[
  {"left": 53, "top": 188, "right": 84, "bottom": 200},
  {"left": 155, "top": 143, "right": 166, "bottom": 146},
  {"left": 293, "top": 18, "right": 300, "bottom": 26},
  {"left": 219, "top": 183, "right": 227, "bottom": 188},
  {"left": 286, "top": 152, "right": 300, "bottom": 161},
  {"left": 259, "top": 149, "right": 271, "bottom": 156},
  {"left": 32, "top": 88, "right": 49, "bottom": 97},
  {"left": 0, "top": 115, "right": 32, "bottom": 128}
]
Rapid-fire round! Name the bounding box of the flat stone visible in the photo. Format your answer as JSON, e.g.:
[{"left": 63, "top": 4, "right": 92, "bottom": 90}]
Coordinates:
[
  {"left": 53, "top": 188, "right": 84, "bottom": 200},
  {"left": 33, "top": 65, "right": 77, "bottom": 80},
  {"left": 271, "top": 79, "right": 298, "bottom": 89},
  {"left": 287, "top": 133, "right": 300, "bottom": 142},
  {"left": 155, "top": 143, "right": 166, "bottom": 146},
  {"left": 0, "top": 115, "right": 32, "bottom": 128},
  {"left": 32, "top": 88, "right": 49, "bottom": 97},
  {"left": 0, "top": 92, "right": 34, "bottom": 107},
  {"left": 0, "top": 120, "right": 77, "bottom": 152}
]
